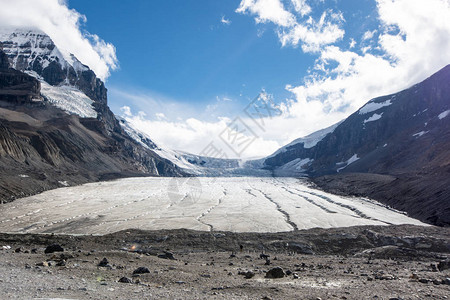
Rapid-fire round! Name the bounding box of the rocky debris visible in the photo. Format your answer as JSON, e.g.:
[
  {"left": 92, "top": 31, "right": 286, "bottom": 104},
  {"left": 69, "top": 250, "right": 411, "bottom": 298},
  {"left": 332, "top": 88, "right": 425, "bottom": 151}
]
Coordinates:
[
  {"left": 1, "top": 245, "right": 11, "bottom": 250},
  {"left": 158, "top": 251, "right": 176, "bottom": 260},
  {"left": 118, "top": 277, "right": 133, "bottom": 284},
  {"left": 265, "top": 267, "right": 285, "bottom": 279},
  {"left": 132, "top": 267, "right": 150, "bottom": 275},
  {"left": 44, "top": 244, "right": 64, "bottom": 254}
]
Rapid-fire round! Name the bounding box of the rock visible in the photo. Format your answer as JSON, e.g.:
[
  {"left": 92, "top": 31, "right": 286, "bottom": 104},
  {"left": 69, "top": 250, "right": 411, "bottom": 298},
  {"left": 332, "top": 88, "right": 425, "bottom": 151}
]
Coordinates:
[
  {"left": 264, "top": 259, "right": 271, "bottom": 266},
  {"left": 265, "top": 267, "right": 285, "bottom": 279},
  {"left": 56, "top": 260, "right": 66, "bottom": 267},
  {"left": 293, "top": 273, "right": 299, "bottom": 279},
  {"left": 285, "top": 270, "right": 292, "bottom": 276},
  {"left": 158, "top": 251, "right": 176, "bottom": 260},
  {"left": 260, "top": 253, "right": 270, "bottom": 260},
  {"left": 31, "top": 248, "right": 38, "bottom": 254},
  {"left": 244, "top": 271, "right": 255, "bottom": 279},
  {"left": 14, "top": 247, "right": 23, "bottom": 253},
  {"left": 442, "top": 278, "right": 450, "bottom": 285},
  {"left": 36, "top": 261, "right": 49, "bottom": 267},
  {"left": 419, "top": 278, "right": 430, "bottom": 284},
  {"left": 133, "top": 267, "right": 150, "bottom": 274},
  {"left": 98, "top": 258, "right": 110, "bottom": 267},
  {"left": 438, "top": 260, "right": 450, "bottom": 272},
  {"left": 45, "top": 244, "right": 64, "bottom": 254}
]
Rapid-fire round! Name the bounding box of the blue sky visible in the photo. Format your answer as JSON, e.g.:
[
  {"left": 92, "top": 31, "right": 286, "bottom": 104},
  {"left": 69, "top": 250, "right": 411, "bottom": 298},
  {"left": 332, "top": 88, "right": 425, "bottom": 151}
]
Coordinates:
[
  {"left": 2, "top": 0, "right": 450, "bottom": 158},
  {"left": 68, "top": 0, "right": 376, "bottom": 115}
]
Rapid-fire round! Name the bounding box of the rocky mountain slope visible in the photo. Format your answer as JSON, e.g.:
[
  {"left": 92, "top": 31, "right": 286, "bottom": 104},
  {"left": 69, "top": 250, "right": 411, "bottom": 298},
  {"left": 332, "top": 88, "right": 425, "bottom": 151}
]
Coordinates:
[
  {"left": 264, "top": 65, "right": 450, "bottom": 226},
  {"left": 0, "top": 29, "right": 184, "bottom": 202}
]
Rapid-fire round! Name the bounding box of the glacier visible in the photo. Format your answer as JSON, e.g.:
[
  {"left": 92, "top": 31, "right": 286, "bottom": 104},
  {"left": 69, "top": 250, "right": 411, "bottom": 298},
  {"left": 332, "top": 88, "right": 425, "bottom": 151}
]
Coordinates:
[{"left": 0, "top": 177, "right": 425, "bottom": 235}]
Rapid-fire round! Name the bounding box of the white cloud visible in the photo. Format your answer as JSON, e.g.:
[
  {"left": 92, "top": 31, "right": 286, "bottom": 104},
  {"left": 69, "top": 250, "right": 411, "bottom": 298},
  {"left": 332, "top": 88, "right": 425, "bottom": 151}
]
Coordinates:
[
  {"left": 236, "top": 0, "right": 296, "bottom": 27},
  {"left": 221, "top": 15, "right": 232, "bottom": 25},
  {"left": 362, "top": 29, "right": 377, "bottom": 41},
  {"left": 237, "top": 0, "right": 344, "bottom": 52},
  {"left": 291, "top": 0, "right": 312, "bottom": 17},
  {"left": 279, "top": 10, "right": 345, "bottom": 52},
  {"left": 0, "top": 0, "right": 118, "bottom": 80}
]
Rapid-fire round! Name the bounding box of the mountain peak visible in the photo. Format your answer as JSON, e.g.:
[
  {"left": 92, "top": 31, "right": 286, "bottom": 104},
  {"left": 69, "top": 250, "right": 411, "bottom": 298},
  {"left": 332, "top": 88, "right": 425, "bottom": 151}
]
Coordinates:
[{"left": 0, "top": 28, "right": 107, "bottom": 107}]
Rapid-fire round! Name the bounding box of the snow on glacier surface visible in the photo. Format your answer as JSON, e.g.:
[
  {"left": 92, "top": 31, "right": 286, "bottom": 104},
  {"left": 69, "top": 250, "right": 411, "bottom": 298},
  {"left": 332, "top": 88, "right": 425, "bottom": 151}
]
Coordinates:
[
  {"left": 0, "top": 177, "right": 425, "bottom": 235},
  {"left": 40, "top": 81, "right": 97, "bottom": 118},
  {"left": 359, "top": 99, "right": 392, "bottom": 115}
]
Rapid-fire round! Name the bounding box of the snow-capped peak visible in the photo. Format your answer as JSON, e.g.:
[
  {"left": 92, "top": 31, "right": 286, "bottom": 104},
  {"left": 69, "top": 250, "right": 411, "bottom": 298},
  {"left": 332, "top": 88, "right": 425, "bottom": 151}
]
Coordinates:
[
  {"left": 0, "top": 28, "right": 102, "bottom": 118},
  {"left": 0, "top": 28, "right": 71, "bottom": 71}
]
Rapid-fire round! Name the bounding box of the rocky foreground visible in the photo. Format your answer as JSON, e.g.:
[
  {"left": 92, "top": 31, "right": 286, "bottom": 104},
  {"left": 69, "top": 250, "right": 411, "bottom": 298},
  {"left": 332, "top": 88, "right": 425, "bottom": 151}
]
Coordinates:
[{"left": 0, "top": 225, "right": 449, "bottom": 299}]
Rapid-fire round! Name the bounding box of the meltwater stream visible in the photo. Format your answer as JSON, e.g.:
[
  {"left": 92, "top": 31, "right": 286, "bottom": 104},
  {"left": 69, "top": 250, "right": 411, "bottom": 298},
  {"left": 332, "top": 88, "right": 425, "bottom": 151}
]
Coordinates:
[{"left": 0, "top": 177, "right": 425, "bottom": 234}]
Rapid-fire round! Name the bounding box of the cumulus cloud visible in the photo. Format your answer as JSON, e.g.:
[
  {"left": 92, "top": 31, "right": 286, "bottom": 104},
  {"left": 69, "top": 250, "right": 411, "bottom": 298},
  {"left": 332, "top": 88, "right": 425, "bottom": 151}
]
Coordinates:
[
  {"left": 236, "top": 0, "right": 344, "bottom": 52},
  {"left": 0, "top": 0, "right": 118, "bottom": 80},
  {"left": 237, "top": 0, "right": 296, "bottom": 27}
]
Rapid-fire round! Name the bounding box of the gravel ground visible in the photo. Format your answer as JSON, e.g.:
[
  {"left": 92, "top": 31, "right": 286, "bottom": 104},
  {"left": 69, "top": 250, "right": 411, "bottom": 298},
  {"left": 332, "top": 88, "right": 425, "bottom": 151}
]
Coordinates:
[{"left": 0, "top": 225, "right": 449, "bottom": 299}]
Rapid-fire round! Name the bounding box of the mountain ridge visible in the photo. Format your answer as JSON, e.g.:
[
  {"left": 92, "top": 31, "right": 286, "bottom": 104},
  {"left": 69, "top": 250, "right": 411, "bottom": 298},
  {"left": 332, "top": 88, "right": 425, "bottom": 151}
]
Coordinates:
[{"left": 263, "top": 64, "right": 450, "bottom": 225}]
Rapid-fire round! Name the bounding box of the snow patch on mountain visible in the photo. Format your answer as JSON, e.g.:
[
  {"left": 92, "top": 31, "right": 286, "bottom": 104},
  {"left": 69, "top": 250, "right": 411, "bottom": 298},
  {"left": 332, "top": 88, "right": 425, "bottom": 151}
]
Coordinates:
[
  {"left": 438, "top": 110, "right": 450, "bottom": 120},
  {"left": 268, "top": 122, "right": 341, "bottom": 159},
  {"left": 359, "top": 99, "right": 392, "bottom": 115},
  {"left": 40, "top": 81, "right": 97, "bottom": 118},
  {"left": 412, "top": 131, "right": 429, "bottom": 138},
  {"left": 274, "top": 158, "right": 312, "bottom": 176},
  {"left": 336, "top": 154, "right": 359, "bottom": 172},
  {"left": 364, "top": 113, "right": 383, "bottom": 123}
]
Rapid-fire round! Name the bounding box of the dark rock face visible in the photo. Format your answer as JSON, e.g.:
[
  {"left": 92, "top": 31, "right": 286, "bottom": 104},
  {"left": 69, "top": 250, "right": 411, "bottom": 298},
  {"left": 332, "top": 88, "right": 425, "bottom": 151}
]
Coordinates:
[
  {"left": 0, "top": 50, "right": 41, "bottom": 103},
  {"left": 265, "top": 65, "right": 450, "bottom": 226}
]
